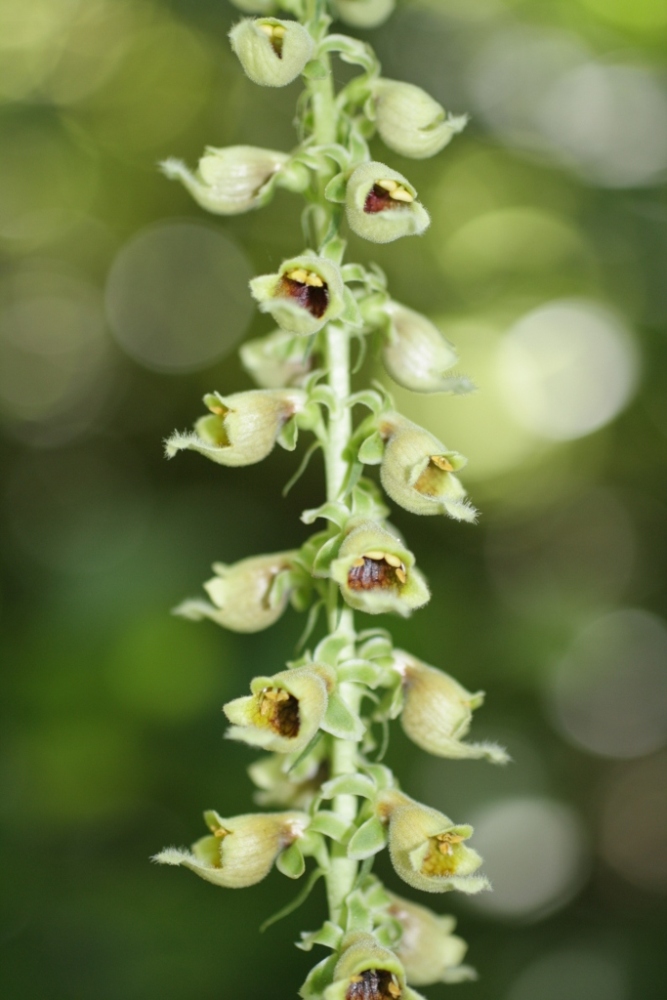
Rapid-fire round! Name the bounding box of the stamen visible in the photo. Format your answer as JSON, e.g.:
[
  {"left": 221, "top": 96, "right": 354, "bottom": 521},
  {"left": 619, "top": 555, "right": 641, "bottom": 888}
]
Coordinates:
[
  {"left": 279, "top": 270, "right": 329, "bottom": 318},
  {"left": 258, "top": 687, "right": 300, "bottom": 738},
  {"left": 346, "top": 969, "right": 402, "bottom": 1000},
  {"left": 414, "top": 456, "right": 454, "bottom": 497},
  {"left": 258, "top": 21, "right": 285, "bottom": 58},
  {"left": 364, "top": 181, "right": 414, "bottom": 214},
  {"left": 431, "top": 455, "right": 454, "bottom": 472}
]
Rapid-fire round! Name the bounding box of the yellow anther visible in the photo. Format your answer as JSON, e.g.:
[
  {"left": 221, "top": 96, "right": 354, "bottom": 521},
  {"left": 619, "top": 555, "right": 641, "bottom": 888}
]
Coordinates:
[
  {"left": 365, "top": 550, "right": 387, "bottom": 560},
  {"left": 352, "top": 557, "right": 366, "bottom": 567},
  {"left": 272, "top": 25, "right": 286, "bottom": 38},
  {"left": 389, "top": 186, "right": 414, "bottom": 204},
  {"left": 384, "top": 553, "right": 402, "bottom": 568},
  {"left": 431, "top": 455, "right": 454, "bottom": 472},
  {"left": 287, "top": 268, "right": 309, "bottom": 283},
  {"left": 395, "top": 568, "right": 407, "bottom": 585},
  {"left": 377, "top": 179, "right": 398, "bottom": 192},
  {"left": 258, "top": 23, "right": 275, "bottom": 36},
  {"left": 303, "top": 272, "right": 324, "bottom": 287}
]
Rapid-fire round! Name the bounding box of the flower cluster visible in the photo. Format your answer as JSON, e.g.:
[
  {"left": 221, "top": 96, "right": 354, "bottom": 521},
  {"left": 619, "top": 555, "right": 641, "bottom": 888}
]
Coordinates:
[{"left": 155, "top": 1, "right": 506, "bottom": 996}]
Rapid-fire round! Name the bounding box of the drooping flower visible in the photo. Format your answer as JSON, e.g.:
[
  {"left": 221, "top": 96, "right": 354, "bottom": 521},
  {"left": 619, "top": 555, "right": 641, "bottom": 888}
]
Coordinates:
[
  {"left": 345, "top": 162, "right": 429, "bottom": 244},
  {"left": 250, "top": 255, "right": 346, "bottom": 336},
  {"left": 321, "top": 932, "right": 423, "bottom": 1000},
  {"left": 160, "top": 146, "right": 290, "bottom": 215},
  {"left": 229, "top": 17, "right": 315, "bottom": 87},
  {"left": 380, "top": 301, "right": 473, "bottom": 394},
  {"left": 371, "top": 79, "right": 468, "bottom": 160},
  {"left": 386, "top": 892, "right": 476, "bottom": 986}
]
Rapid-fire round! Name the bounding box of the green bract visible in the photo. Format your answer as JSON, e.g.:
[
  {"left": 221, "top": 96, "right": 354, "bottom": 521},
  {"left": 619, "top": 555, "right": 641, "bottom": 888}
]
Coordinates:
[
  {"left": 330, "top": 520, "right": 430, "bottom": 616},
  {"left": 345, "top": 161, "right": 430, "bottom": 243},
  {"left": 372, "top": 78, "right": 468, "bottom": 159},
  {"left": 250, "top": 254, "right": 346, "bottom": 336},
  {"left": 229, "top": 18, "right": 315, "bottom": 87}
]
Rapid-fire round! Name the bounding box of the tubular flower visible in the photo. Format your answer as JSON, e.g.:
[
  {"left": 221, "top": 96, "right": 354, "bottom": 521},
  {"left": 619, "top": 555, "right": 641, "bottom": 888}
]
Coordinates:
[
  {"left": 165, "top": 388, "right": 306, "bottom": 467},
  {"left": 377, "top": 792, "right": 488, "bottom": 894},
  {"left": 330, "top": 521, "right": 430, "bottom": 617},
  {"left": 332, "top": 0, "right": 395, "bottom": 29},
  {"left": 380, "top": 301, "right": 470, "bottom": 394},
  {"left": 154, "top": 809, "right": 309, "bottom": 888},
  {"left": 322, "top": 932, "right": 423, "bottom": 1000},
  {"left": 240, "top": 328, "right": 314, "bottom": 388},
  {"left": 378, "top": 414, "right": 477, "bottom": 522},
  {"left": 372, "top": 79, "right": 468, "bottom": 160},
  {"left": 224, "top": 664, "right": 334, "bottom": 753},
  {"left": 229, "top": 18, "right": 315, "bottom": 87},
  {"left": 345, "top": 162, "right": 430, "bottom": 244},
  {"left": 386, "top": 893, "right": 475, "bottom": 986},
  {"left": 160, "top": 146, "right": 290, "bottom": 215},
  {"left": 174, "top": 551, "right": 299, "bottom": 633},
  {"left": 250, "top": 255, "right": 346, "bottom": 336},
  {"left": 393, "top": 650, "right": 509, "bottom": 764}
]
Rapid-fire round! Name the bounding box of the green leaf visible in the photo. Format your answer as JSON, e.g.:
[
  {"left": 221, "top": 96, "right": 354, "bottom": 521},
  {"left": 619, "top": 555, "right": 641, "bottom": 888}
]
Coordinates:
[
  {"left": 299, "top": 953, "right": 338, "bottom": 1000},
  {"left": 347, "top": 816, "right": 387, "bottom": 860},
  {"left": 277, "top": 416, "right": 299, "bottom": 452},
  {"left": 337, "top": 658, "right": 384, "bottom": 687},
  {"left": 283, "top": 441, "right": 322, "bottom": 498},
  {"left": 302, "top": 58, "right": 328, "bottom": 80},
  {"left": 312, "top": 533, "right": 343, "bottom": 576},
  {"left": 343, "top": 889, "right": 374, "bottom": 933},
  {"left": 314, "top": 631, "right": 353, "bottom": 666},
  {"left": 276, "top": 843, "right": 306, "bottom": 879},
  {"left": 322, "top": 691, "right": 366, "bottom": 741},
  {"left": 301, "top": 501, "right": 349, "bottom": 527},
  {"left": 341, "top": 263, "right": 367, "bottom": 284},
  {"left": 358, "top": 431, "right": 385, "bottom": 466},
  {"left": 341, "top": 286, "right": 363, "bottom": 328},
  {"left": 308, "top": 811, "right": 351, "bottom": 842},
  {"left": 320, "top": 773, "right": 376, "bottom": 800},
  {"left": 297, "top": 921, "right": 344, "bottom": 953}
]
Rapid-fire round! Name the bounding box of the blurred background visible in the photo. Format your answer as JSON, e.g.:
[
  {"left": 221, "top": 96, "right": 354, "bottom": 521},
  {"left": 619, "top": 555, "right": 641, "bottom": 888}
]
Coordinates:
[{"left": 1, "top": 0, "right": 666, "bottom": 997}]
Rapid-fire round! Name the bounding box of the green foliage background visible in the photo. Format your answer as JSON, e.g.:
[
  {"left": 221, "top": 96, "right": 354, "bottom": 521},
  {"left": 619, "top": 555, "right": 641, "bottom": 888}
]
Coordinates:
[{"left": 1, "top": 1, "right": 666, "bottom": 997}]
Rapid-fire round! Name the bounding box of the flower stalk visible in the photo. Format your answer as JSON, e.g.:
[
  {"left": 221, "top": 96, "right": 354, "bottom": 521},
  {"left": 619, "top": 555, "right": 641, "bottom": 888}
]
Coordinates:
[{"left": 154, "top": 1, "right": 507, "bottom": 995}]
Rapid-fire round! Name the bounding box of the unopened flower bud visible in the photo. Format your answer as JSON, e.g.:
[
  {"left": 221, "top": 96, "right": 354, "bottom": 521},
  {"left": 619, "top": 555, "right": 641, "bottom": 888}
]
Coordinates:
[
  {"left": 323, "top": 932, "right": 421, "bottom": 1000},
  {"left": 250, "top": 255, "right": 345, "bottom": 336},
  {"left": 230, "top": 17, "right": 314, "bottom": 88},
  {"left": 377, "top": 791, "right": 488, "bottom": 894},
  {"left": 153, "top": 809, "right": 309, "bottom": 888},
  {"left": 378, "top": 414, "right": 477, "bottom": 522},
  {"left": 248, "top": 749, "right": 329, "bottom": 809},
  {"left": 224, "top": 664, "right": 334, "bottom": 753},
  {"left": 160, "top": 146, "right": 290, "bottom": 215},
  {"left": 345, "top": 162, "right": 429, "bottom": 244},
  {"left": 332, "top": 0, "right": 396, "bottom": 29},
  {"left": 175, "top": 551, "right": 298, "bottom": 633},
  {"left": 372, "top": 79, "right": 468, "bottom": 160},
  {"left": 330, "top": 520, "right": 430, "bottom": 617},
  {"left": 165, "top": 388, "right": 305, "bottom": 467},
  {"left": 393, "top": 650, "right": 509, "bottom": 764},
  {"left": 381, "top": 301, "right": 464, "bottom": 393},
  {"left": 386, "top": 893, "right": 475, "bottom": 986},
  {"left": 240, "top": 328, "right": 314, "bottom": 388}
]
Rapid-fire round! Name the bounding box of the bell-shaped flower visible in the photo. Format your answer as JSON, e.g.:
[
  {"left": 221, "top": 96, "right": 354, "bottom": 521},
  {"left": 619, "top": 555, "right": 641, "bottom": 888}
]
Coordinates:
[
  {"left": 240, "top": 328, "right": 314, "bottom": 388},
  {"left": 330, "top": 521, "right": 429, "bottom": 618},
  {"left": 322, "top": 932, "right": 423, "bottom": 1000},
  {"left": 332, "top": 0, "right": 396, "bottom": 29},
  {"left": 392, "top": 651, "right": 509, "bottom": 764},
  {"left": 386, "top": 893, "right": 475, "bottom": 986},
  {"left": 372, "top": 79, "right": 468, "bottom": 160},
  {"left": 153, "top": 809, "right": 309, "bottom": 888},
  {"left": 160, "top": 146, "right": 292, "bottom": 215},
  {"left": 174, "top": 551, "right": 299, "bottom": 634},
  {"left": 345, "top": 162, "right": 429, "bottom": 244},
  {"left": 377, "top": 791, "right": 488, "bottom": 894},
  {"left": 380, "top": 301, "right": 471, "bottom": 394},
  {"left": 229, "top": 17, "right": 314, "bottom": 88},
  {"left": 165, "top": 388, "right": 306, "bottom": 467},
  {"left": 250, "top": 255, "right": 346, "bottom": 336},
  {"left": 224, "top": 664, "right": 334, "bottom": 753},
  {"left": 378, "top": 414, "right": 477, "bottom": 522}
]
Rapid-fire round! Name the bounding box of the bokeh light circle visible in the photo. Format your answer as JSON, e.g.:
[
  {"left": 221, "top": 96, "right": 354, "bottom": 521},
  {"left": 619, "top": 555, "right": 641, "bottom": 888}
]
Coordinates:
[
  {"left": 498, "top": 299, "right": 639, "bottom": 440},
  {"left": 508, "top": 947, "right": 628, "bottom": 1000},
  {"left": 468, "top": 797, "right": 588, "bottom": 920},
  {"left": 547, "top": 609, "right": 667, "bottom": 759},
  {"left": 106, "top": 220, "right": 254, "bottom": 373}
]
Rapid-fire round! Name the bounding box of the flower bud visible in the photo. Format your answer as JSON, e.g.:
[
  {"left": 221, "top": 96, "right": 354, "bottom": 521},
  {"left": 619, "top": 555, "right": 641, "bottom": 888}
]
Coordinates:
[
  {"left": 332, "top": 0, "right": 396, "bottom": 29},
  {"left": 377, "top": 791, "right": 488, "bottom": 894},
  {"left": 323, "top": 932, "right": 422, "bottom": 1000},
  {"left": 248, "top": 749, "right": 329, "bottom": 809},
  {"left": 240, "top": 329, "right": 314, "bottom": 388},
  {"left": 393, "top": 651, "right": 509, "bottom": 764},
  {"left": 372, "top": 79, "right": 468, "bottom": 160},
  {"left": 165, "top": 388, "right": 305, "bottom": 467},
  {"left": 378, "top": 414, "right": 477, "bottom": 522},
  {"left": 250, "top": 255, "right": 346, "bottom": 336},
  {"left": 345, "top": 162, "right": 429, "bottom": 244},
  {"left": 381, "top": 301, "right": 463, "bottom": 393},
  {"left": 175, "top": 551, "right": 298, "bottom": 633},
  {"left": 229, "top": 17, "right": 314, "bottom": 88},
  {"left": 330, "top": 520, "right": 430, "bottom": 617},
  {"left": 224, "top": 664, "right": 334, "bottom": 753},
  {"left": 161, "top": 146, "right": 289, "bottom": 215},
  {"left": 153, "top": 809, "right": 309, "bottom": 889},
  {"left": 386, "top": 893, "right": 475, "bottom": 986}
]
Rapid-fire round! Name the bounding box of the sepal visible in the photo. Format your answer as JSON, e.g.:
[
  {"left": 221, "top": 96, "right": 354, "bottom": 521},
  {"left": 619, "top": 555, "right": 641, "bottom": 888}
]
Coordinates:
[{"left": 230, "top": 18, "right": 315, "bottom": 87}]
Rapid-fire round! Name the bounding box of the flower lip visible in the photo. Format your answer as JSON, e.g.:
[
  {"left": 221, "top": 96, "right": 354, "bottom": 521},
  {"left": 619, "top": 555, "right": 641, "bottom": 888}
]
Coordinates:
[
  {"left": 278, "top": 267, "right": 329, "bottom": 319},
  {"left": 421, "top": 832, "right": 468, "bottom": 877},
  {"left": 347, "top": 551, "right": 407, "bottom": 591},
  {"left": 346, "top": 969, "right": 402, "bottom": 1000},
  {"left": 364, "top": 179, "right": 414, "bottom": 215},
  {"left": 414, "top": 455, "right": 455, "bottom": 494},
  {"left": 258, "top": 686, "right": 300, "bottom": 738}
]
